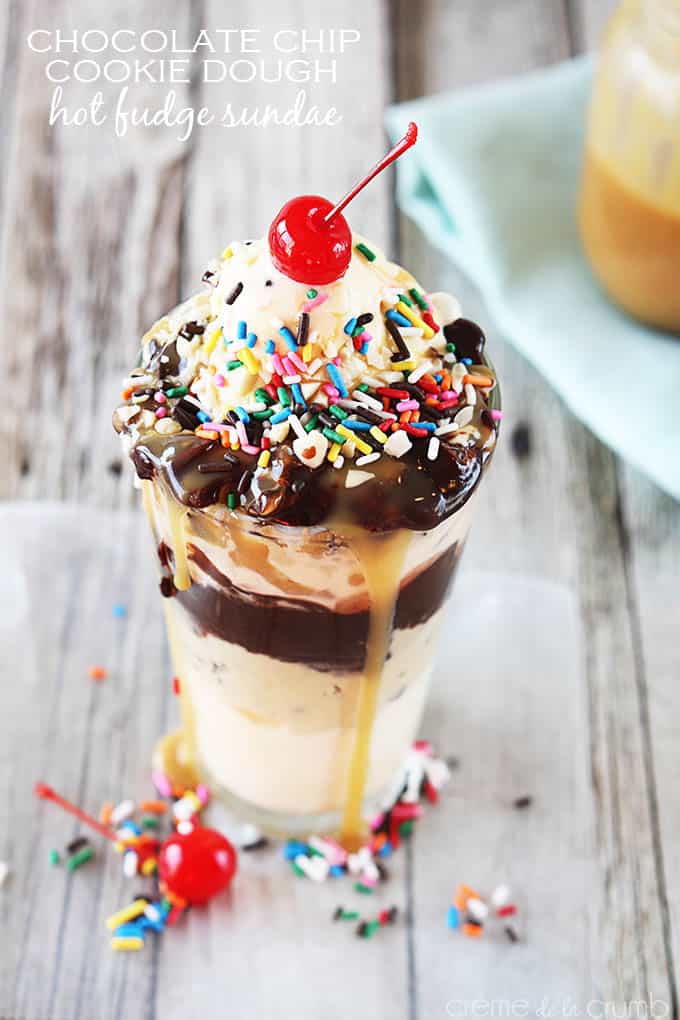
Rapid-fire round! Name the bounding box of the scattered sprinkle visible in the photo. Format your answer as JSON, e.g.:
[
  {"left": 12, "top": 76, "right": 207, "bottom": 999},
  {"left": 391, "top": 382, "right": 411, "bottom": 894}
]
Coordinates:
[{"left": 88, "top": 665, "right": 107, "bottom": 682}]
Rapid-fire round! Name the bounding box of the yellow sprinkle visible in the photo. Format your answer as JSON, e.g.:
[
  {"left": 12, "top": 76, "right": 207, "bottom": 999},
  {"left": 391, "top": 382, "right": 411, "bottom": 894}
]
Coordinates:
[
  {"left": 327, "top": 441, "right": 342, "bottom": 463},
  {"left": 258, "top": 449, "right": 271, "bottom": 469},
  {"left": 336, "top": 424, "right": 371, "bottom": 456},
  {"left": 238, "top": 348, "right": 260, "bottom": 376},
  {"left": 230, "top": 442, "right": 240, "bottom": 452},
  {"left": 203, "top": 328, "right": 221, "bottom": 356},
  {"left": 369, "top": 426, "right": 388, "bottom": 445},
  {"left": 111, "top": 936, "right": 144, "bottom": 952},
  {"left": 141, "top": 858, "right": 157, "bottom": 876},
  {"left": 302, "top": 344, "right": 313, "bottom": 363},
  {"left": 390, "top": 359, "right": 416, "bottom": 371},
  {"left": 396, "top": 301, "right": 434, "bottom": 338},
  {"left": 221, "top": 246, "right": 233, "bottom": 259},
  {"left": 106, "top": 899, "right": 148, "bottom": 931}
]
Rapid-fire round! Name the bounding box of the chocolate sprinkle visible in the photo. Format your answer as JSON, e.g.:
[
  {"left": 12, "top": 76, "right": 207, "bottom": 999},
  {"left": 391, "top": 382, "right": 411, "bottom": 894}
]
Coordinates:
[
  {"left": 296, "top": 311, "right": 310, "bottom": 347},
  {"left": 225, "top": 282, "right": 244, "bottom": 305},
  {"left": 385, "top": 317, "right": 411, "bottom": 360}
]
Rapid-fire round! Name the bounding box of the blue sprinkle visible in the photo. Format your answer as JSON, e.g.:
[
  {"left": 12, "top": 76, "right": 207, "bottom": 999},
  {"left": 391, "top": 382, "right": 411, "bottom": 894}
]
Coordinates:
[
  {"left": 196, "top": 411, "right": 210, "bottom": 423},
  {"left": 343, "top": 317, "right": 357, "bottom": 335},
  {"left": 247, "top": 332, "right": 258, "bottom": 348},
  {"left": 378, "top": 841, "right": 393, "bottom": 857},
  {"left": 291, "top": 383, "right": 306, "bottom": 408},
  {"left": 462, "top": 357, "right": 473, "bottom": 365},
  {"left": 265, "top": 339, "right": 275, "bottom": 355},
  {"left": 115, "top": 922, "right": 146, "bottom": 939},
  {"left": 237, "top": 320, "right": 247, "bottom": 340},
  {"left": 342, "top": 419, "right": 371, "bottom": 432},
  {"left": 112, "top": 603, "right": 127, "bottom": 618},
  {"left": 279, "top": 326, "right": 297, "bottom": 349},
  {"left": 326, "top": 363, "right": 348, "bottom": 398},
  {"left": 119, "top": 820, "right": 142, "bottom": 835},
  {"left": 139, "top": 915, "right": 165, "bottom": 934},
  {"left": 329, "top": 865, "right": 344, "bottom": 877},
  {"left": 283, "top": 840, "right": 309, "bottom": 860},
  {"left": 235, "top": 406, "right": 250, "bottom": 423},
  {"left": 270, "top": 408, "right": 291, "bottom": 424},
  {"left": 360, "top": 342, "right": 370, "bottom": 356},
  {"left": 447, "top": 905, "right": 460, "bottom": 930},
  {"left": 433, "top": 373, "right": 443, "bottom": 382},
  {"left": 417, "top": 421, "right": 436, "bottom": 432},
  {"left": 386, "top": 309, "right": 411, "bottom": 328}
]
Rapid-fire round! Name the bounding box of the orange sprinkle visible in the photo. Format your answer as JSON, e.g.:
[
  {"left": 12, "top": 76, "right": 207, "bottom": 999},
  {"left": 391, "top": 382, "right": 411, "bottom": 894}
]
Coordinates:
[
  {"left": 399, "top": 411, "right": 412, "bottom": 424},
  {"left": 220, "top": 432, "right": 231, "bottom": 447},
  {"left": 411, "top": 410, "right": 420, "bottom": 422},
  {"left": 454, "top": 883, "right": 482, "bottom": 911},
  {"left": 462, "top": 923, "right": 483, "bottom": 939},
  {"left": 195, "top": 428, "right": 219, "bottom": 440},
  {"left": 441, "top": 371, "right": 451, "bottom": 390},
  {"left": 88, "top": 665, "right": 107, "bottom": 681},
  {"left": 99, "top": 802, "right": 113, "bottom": 826},
  {"left": 463, "top": 374, "right": 493, "bottom": 387},
  {"left": 139, "top": 800, "right": 168, "bottom": 815},
  {"left": 121, "top": 386, "right": 134, "bottom": 400}
]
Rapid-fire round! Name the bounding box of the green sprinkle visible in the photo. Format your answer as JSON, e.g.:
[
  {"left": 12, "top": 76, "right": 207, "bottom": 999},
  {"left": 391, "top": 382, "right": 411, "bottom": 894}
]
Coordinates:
[
  {"left": 227, "top": 493, "right": 237, "bottom": 510},
  {"left": 226, "top": 359, "right": 242, "bottom": 370},
  {"left": 290, "top": 860, "right": 306, "bottom": 878},
  {"left": 354, "top": 882, "right": 374, "bottom": 894},
  {"left": 357, "top": 383, "right": 369, "bottom": 393},
  {"left": 304, "top": 414, "right": 319, "bottom": 433},
  {"left": 252, "top": 410, "right": 273, "bottom": 420},
  {"left": 355, "top": 242, "right": 376, "bottom": 262},
  {"left": 329, "top": 404, "right": 348, "bottom": 421},
  {"left": 306, "top": 288, "right": 318, "bottom": 299},
  {"left": 141, "top": 816, "right": 160, "bottom": 830},
  {"left": 165, "top": 386, "right": 188, "bottom": 398},
  {"left": 446, "top": 342, "right": 456, "bottom": 353},
  {"left": 322, "top": 427, "right": 345, "bottom": 445},
  {"left": 398, "top": 821, "right": 414, "bottom": 836},
  {"left": 398, "top": 292, "right": 413, "bottom": 307},
  {"left": 362, "top": 919, "right": 381, "bottom": 938},
  {"left": 66, "top": 847, "right": 94, "bottom": 872},
  {"left": 277, "top": 386, "right": 290, "bottom": 407},
  {"left": 340, "top": 910, "right": 360, "bottom": 921},
  {"left": 409, "top": 287, "right": 428, "bottom": 310},
  {"left": 161, "top": 897, "right": 172, "bottom": 912},
  {"left": 255, "top": 388, "right": 273, "bottom": 405},
  {"left": 48, "top": 849, "right": 61, "bottom": 867}
]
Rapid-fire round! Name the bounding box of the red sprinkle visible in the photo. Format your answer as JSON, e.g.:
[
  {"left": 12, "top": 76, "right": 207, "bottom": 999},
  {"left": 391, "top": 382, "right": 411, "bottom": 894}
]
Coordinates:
[
  {"left": 497, "top": 904, "right": 517, "bottom": 917},
  {"left": 424, "top": 779, "right": 439, "bottom": 804},
  {"left": 404, "top": 424, "right": 429, "bottom": 438},
  {"left": 422, "top": 311, "right": 440, "bottom": 333},
  {"left": 376, "top": 387, "right": 410, "bottom": 399},
  {"left": 172, "top": 676, "right": 181, "bottom": 696}
]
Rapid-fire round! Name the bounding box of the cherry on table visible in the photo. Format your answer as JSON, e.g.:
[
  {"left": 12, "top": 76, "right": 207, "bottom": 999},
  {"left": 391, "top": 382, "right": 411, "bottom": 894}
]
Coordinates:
[{"left": 159, "top": 825, "right": 237, "bottom": 906}]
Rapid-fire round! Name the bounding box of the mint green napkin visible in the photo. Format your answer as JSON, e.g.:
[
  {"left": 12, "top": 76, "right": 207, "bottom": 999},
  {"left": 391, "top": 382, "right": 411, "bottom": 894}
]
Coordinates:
[{"left": 386, "top": 57, "right": 680, "bottom": 501}]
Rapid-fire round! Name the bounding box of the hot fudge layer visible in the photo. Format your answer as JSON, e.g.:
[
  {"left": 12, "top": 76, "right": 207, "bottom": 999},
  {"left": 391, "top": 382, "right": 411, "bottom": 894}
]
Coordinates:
[{"left": 115, "top": 230, "right": 499, "bottom": 829}]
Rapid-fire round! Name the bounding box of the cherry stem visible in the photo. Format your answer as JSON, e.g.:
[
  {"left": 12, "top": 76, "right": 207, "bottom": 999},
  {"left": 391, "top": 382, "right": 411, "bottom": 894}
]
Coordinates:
[
  {"left": 323, "top": 122, "right": 418, "bottom": 225},
  {"left": 34, "top": 781, "right": 118, "bottom": 842}
]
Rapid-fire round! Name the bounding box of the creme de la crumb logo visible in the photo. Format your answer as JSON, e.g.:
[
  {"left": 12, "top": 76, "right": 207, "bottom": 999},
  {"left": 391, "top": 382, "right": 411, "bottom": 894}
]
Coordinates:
[
  {"left": 26, "top": 27, "right": 362, "bottom": 138},
  {"left": 444, "top": 999, "right": 671, "bottom": 1019}
]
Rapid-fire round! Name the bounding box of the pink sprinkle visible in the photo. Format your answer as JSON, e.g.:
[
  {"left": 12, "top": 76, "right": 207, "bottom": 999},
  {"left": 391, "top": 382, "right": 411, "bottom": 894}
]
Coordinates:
[
  {"left": 287, "top": 350, "right": 306, "bottom": 374},
  {"left": 196, "top": 784, "right": 210, "bottom": 806},
  {"left": 152, "top": 770, "right": 173, "bottom": 797},
  {"left": 302, "top": 292, "right": 328, "bottom": 313},
  {"left": 439, "top": 390, "right": 456, "bottom": 400},
  {"left": 359, "top": 873, "right": 378, "bottom": 888},
  {"left": 242, "top": 443, "right": 260, "bottom": 455},
  {"left": 491, "top": 409, "right": 503, "bottom": 421},
  {"left": 155, "top": 407, "right": 168, "bottom": 419},
  {"left": 236, "top": 421, "right": 249, "bottom": 446},
  {"left": 282, "top": 355, "right": 296, "bottom": 376},
  {"left": 272, "top": 353, "right": 285, "bottom": 375},
  {"left": 396, "top": 399, "right": 419, "bottom": 412},
  {"left": 413, "top": 739, "right": 433, "bottom": 755},
  {"left": 154, "top": 391, "right": 167, "bottom": 403},
  {"left": 323, "top": 384, "right": 339, "bottom": 398},
  {"left": 370, "top": 812, "right": 385, "bottom": 832},
  {"left": 332, "top": 356, "right": 342, "bottom": 367},
  {"left": 202, "top": 422, "right": 230, "bottom": 431},
  {"left": 214, "top": 374, "right": 226, "bottom": 387},
  {"left": 358, "top": 331, "right": 373, "bottom": 342}
]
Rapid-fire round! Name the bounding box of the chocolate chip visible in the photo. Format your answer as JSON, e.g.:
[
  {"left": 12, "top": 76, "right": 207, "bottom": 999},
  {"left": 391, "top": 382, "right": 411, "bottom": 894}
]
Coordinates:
[{"left": 511, "top": 423, "right": 532, "bottom": 460}]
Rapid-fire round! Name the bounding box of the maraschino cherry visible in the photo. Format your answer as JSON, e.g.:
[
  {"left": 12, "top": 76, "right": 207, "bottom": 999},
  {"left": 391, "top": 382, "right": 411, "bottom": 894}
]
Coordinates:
[
  {"left": 158, "top": 825, "right": 237, "bottom": 905},
  {"left": 268, "top": 122, "right": 418, "bottom": 285},
  {"left": 34, "top": 782, "right": 237, "bottom": 906}
]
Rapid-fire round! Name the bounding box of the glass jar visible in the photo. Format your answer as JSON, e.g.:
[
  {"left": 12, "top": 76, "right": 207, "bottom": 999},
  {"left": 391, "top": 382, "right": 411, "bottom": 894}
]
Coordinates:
[{"left": 579, "top": 0, "right": 680, "bottom": 333}]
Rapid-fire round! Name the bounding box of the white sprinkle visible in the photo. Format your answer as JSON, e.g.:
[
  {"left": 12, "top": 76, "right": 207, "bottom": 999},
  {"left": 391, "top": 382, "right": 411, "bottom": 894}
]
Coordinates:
[
  {"left": 362, "top": 375, "right": 384, "bottom": 389},
  {"left": 345, "top": 469, "right": 374, "bottom": 488},
  {"left": 427, "top": 436, "right": 440, "bottom": 461},
  {"left": 454, "top": 406, "right": 474, "bottom": 428},
  {"left": 467, "top": 897, "right": 489, "bottom": 922},
  {"left": 173, "top": 796, "right": 197, "bottom": 822},
  {"left": 111, "top": 800, "right": 135, "bottom": 826},
  {"left": 352, "top": 390, "right": 382, "bottom": 411},
  {"left": 408, "top": 361, "right": 433, "bottom": 385},
  {"left": 250, "top": 402, "right": 268, "bottom": 412},
  {"left": 443, "top": 353, "right": 456, "bottom": 364},
  {"left": 464, "top": 383, "right": 477, "bottom": 406},
  {"left": 356, "top": 452, "right": 380, "bottom": 467},
  {"left": 283, "top": 374, "right": 301, "bottom": 385},
  {"left": 383, "top": 370, "right": 408, "bottom": 383},
  {"left": 491, "top": 884, "right": 512, "bottom": 909},
  {"left": 123, "top": 849, "right": 138, "bottom": 878},
  {"left": 307, "top": 358, "right": 323, "bottom": 376},
  {"left": 294, "top": 854, "right": 330, "bottom": 882},
  {"left": 332, "top": 455, "right": 345, "bottom": 470},
  {"left": 384, "top": 430, "right": 412, "bottom": 458},
  {"left": 0, "top": 861, "right": 9, "bottom": 887},
  {"left": 288, "top": 414, "right": 306, "bottom": 439}
]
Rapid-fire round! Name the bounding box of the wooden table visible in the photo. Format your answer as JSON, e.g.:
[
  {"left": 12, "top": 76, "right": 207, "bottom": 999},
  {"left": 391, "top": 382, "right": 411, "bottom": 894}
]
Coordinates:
[{"left": 2, "top": 1, "right": 679, "bottom": 1017}]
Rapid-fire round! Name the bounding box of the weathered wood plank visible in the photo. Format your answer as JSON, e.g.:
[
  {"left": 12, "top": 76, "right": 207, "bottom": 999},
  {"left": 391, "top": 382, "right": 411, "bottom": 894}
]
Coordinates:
[
  {"left": 0, "top": 0, "right": 192, "bottom": 508},
  {"left": 394, "top": 0, "right": 674, "bottom": 1007}
]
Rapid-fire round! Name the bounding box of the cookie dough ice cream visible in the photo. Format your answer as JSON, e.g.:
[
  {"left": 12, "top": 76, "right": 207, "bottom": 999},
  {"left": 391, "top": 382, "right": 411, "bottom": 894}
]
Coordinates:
[{"left": 114, "top": 232, "right": 499, "bottom": 838}]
